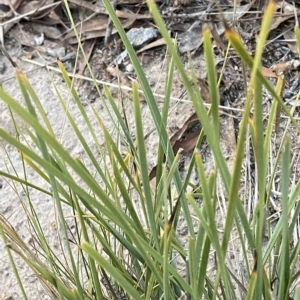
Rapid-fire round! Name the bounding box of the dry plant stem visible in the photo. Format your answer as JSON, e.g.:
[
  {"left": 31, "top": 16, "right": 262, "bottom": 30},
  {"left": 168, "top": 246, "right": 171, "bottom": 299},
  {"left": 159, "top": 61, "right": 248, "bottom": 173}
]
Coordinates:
[
  {"left": 77, "top": 38, "right": 96, "bottom": 78},
  {"left": 104, "top": 0, "right": 118, "bottom": 46},
  {"left": 16, "top": 58, "right": 247, "bottom": 115},
  {"left": 0, "top": 44, "right": 18, "bottom": 68}
]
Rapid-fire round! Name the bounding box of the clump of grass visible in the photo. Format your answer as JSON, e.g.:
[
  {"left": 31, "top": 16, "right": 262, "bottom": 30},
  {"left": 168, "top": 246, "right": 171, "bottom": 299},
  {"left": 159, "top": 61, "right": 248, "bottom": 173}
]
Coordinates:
[{"left": 1, "top": 0, "right": 300, "bottom": 299}]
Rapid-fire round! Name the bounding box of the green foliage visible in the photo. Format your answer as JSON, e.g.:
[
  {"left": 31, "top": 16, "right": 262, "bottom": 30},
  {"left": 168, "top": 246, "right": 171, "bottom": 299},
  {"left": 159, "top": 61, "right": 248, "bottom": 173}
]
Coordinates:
[{"left": 1, "top": 0, "right": 300, "bottom": 299}]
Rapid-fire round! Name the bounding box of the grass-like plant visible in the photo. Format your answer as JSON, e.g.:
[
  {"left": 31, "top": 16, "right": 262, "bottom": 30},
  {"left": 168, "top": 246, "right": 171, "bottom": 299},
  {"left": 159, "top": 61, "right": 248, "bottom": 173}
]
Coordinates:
[{"left": 1, "top": 0, "right": 300, "bottom": 298}]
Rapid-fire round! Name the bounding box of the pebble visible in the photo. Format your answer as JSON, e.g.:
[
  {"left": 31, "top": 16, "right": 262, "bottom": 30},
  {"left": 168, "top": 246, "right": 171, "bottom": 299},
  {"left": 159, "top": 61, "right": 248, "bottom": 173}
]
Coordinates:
[
  {"left": 125, "top": 63, "right": 133, "bottom": 72},
  {"left": 178, "top": 21, "right": 202, "bottom": 53},
  {"left": 126, "top": 27, "right": 158, "bottom": 48},
  {"left": 88, "top": 92, "right": 97, "bottom": 103},
  {"left": 34, "top": 32, "right": 44, "bottom": 45}
]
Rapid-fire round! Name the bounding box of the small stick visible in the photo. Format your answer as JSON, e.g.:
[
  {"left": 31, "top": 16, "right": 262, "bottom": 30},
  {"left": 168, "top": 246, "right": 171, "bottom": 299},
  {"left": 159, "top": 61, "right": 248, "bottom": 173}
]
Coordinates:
[
  {"left": 104, "top": 0, "right": 118, "bottom": 47},
  {"left": 0, "top": 44, "right": 18, "bottom": 68}
]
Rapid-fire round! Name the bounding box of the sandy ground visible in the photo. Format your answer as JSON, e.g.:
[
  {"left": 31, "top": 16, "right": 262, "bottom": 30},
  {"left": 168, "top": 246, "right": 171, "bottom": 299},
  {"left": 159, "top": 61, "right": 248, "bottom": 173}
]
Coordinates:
[
  {"left": 0, "top": 39, "right": 202, "bottom": 298},
  {"left": 0, "top": 50, "right": 107, "bottom": 299},
  {"left": 0, "top": 58, "right": 61, "bottom": 298}
]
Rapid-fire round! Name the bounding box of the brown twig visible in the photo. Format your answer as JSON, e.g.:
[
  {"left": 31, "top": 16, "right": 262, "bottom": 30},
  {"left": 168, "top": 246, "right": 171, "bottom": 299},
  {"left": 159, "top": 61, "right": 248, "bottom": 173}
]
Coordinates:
[
  {"left": 104, "top": 0, "right": 118, "bottom": 47},
  {"left": 0, "top": 44, "right": 18, "bottom": 68}
]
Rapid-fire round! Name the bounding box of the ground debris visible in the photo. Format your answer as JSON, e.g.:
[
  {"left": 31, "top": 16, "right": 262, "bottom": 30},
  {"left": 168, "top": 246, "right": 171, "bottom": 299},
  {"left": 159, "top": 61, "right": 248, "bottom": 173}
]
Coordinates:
[{"left": 126, "top": 27, "right": 158, "bottom": 48}]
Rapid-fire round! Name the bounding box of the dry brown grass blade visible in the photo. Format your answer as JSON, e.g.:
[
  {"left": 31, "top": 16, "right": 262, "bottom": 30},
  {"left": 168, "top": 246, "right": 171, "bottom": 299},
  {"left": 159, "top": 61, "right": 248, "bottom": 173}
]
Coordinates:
[
  {"left": 136, "top": 38, "right": 166, "bottom": 54},
  {"left": 77, "top": 38, "right": 96, "bottom": 78},
  {"left": 210, "top": 23, "right": 227, "bottom": 52},
  {"left": 12, "top": 0, "right": 25, "bottom": 10},
  {"left": 256, "top": 0, "right": 268, "bottom": 12}
]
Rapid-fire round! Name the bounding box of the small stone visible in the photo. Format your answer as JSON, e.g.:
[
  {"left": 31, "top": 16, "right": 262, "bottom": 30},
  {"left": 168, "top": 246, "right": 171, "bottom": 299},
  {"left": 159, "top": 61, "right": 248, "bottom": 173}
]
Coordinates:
[
  {"left": 125, "top": 63, "right": 133, "bottom": 72},
  {"left": 178, "top": 22, "right": 202, "bottom": 53},
  {"left": 126, "top": 27, "right": 158, "bottom": 48},
  {"left": 88, "top": 92, "right": 97, "bottom": 103},
  {"left": 2, "top": 296, "right": 13, "bottom": 300},
  {"left": 34, "top": 32, "right": 44, "bottom": 45}
]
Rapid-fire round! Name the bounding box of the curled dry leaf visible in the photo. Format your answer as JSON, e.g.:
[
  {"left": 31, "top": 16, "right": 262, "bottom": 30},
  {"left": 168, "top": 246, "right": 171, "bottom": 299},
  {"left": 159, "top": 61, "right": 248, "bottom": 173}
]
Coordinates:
[
  {"left": 65, "top": 16, "right": 137, "bottom": 44},
  {"left": 271, "top": 60, "right": 300, "bottom": 75},
  {"left": 17, "top": 0, "right": 58, "bottom": 20},
  {"left": 149, "top": 112, "right": 202, "bottom": 180},
  {"left": 149, "top": 78, "right": 211, "bottom": 180},
  {"left": 262, "top": 66, "right": 279, "bottom": 78},
  {"left": 271, "top": 62, "right": 291, "bottom": 75}
]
